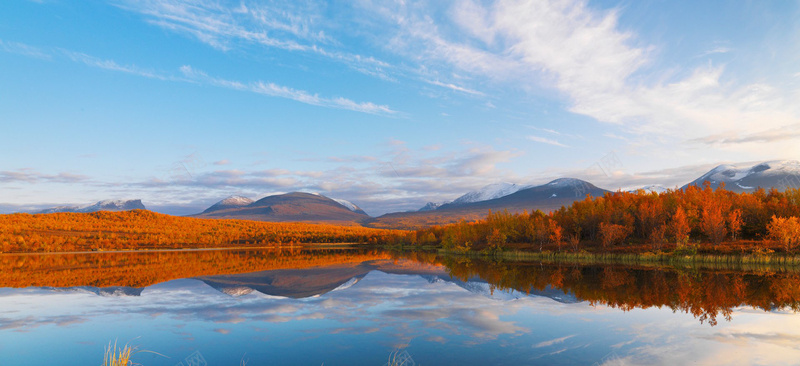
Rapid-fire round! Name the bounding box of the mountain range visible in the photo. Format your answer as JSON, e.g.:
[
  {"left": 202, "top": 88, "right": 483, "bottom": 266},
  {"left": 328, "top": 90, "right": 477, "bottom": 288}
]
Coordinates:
[
  {"left": 25, "top": 160, "right": 800, "bottom": 229},
  {"left": 35, "top": 199, "right": 146, "bottom": 214}
]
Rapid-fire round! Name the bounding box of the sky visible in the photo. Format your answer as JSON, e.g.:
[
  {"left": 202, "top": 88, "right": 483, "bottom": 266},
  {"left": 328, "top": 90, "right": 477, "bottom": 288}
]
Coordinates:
[{"left": 1, "top": 0, "right": 799, "bottom": 216}]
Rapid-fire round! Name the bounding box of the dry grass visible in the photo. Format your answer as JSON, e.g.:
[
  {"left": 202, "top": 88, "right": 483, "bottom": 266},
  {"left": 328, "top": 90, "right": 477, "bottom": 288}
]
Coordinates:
[{"left": 103, "top": 340, "right": 133, "bottom": 366}]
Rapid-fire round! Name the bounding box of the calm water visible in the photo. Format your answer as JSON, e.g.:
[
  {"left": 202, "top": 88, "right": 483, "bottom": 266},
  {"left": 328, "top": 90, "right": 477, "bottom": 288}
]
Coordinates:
[{"left": 2, "top": 249, "right": 800, "bottom": 365}]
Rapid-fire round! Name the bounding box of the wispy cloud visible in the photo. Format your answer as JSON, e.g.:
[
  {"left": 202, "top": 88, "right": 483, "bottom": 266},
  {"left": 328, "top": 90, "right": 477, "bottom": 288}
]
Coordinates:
[
  {"left": 115, "top": 0, "right": 393, "bottom": 79},
  {"left": 534, "top": 334, "right": 576, "bottom": 348},
  {"left": 62, "top": 50, "right": 171, "bottom": 80},
  {"left": 428, "top": 79, "right": 486, "bottom": 96},
  {"left": 2, "top": 38, "right": 395, "bottom": 116},
  {"left": 688, "top": 124, "right": 800, "bottom": 145},
  {"left": 0, "top": 39, "right": 51, "bottom": 59},
  {"left": 0, "top": 169, "right": 88, "bottom": 184},
  {"left": 179, "top": 65, "right": 397, "bottom": 115},
  {"left": 527, "top": 135, "right": 568, "bottom": 147},
  {"left": 699, "top": 46, "right": 733, "bottom": 57}
]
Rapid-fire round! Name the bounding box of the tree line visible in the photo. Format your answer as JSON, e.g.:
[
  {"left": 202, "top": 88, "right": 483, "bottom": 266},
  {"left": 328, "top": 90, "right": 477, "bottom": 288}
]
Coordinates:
[{"left": 408, "top": 183, "right": 800, "bottom": 254}]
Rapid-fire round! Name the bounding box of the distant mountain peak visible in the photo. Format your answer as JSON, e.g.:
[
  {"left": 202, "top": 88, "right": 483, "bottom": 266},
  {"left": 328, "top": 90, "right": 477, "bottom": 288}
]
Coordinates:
[
  {"left": 202, "top": 195, "right": 254, "bottom": 213},
  {"left": 686, "top": 160, "right": 800, "bottom": 192},
  {"left": 330, "top": 197, "right": 368, "bottom": 215},
  {"left": 546, "top": 178, "right": 588, "bottom": 187},
  {"left": 628, "top": 185, "right": 670, "bottom": 194},
  {"left": 417, "top": 202, "right": 445, "bottom": 212},
  {"left": 450, "top": 182, "right": 531, "bottom": 206},
  {"left": 36, "top": 199, "right": 145, "bottom": 214}
]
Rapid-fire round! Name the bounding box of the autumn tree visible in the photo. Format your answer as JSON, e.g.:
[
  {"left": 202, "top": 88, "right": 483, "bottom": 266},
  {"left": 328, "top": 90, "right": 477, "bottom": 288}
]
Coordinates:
[
  {"left": 599, "top": 222, "right": 632, "bottom": 248},
  {"left": 701, "top": 202, "right": 727, "bottom": 245},
  {"left": 768, "top": 216, "right": 800, "bottom": 253},
  {"left": 487, "top": 228, "right": 507, "bottom": 251},
  {"left": 638, "top": 198, "right": 666, "bottom": 250},
  {"left": 548, "top": 219, "right": 563, "bottom": 251},
  {"left": 727, "top": 209, "right": 743, "bottom": 241},
  {"left": 671, "top": 206, "right": 691, "bottom": 246}
]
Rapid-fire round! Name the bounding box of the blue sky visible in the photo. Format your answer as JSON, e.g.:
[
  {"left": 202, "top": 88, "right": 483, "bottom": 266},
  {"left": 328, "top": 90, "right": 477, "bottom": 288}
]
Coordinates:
[{"left": 1, "top": 0, "right": 799, "bottom": 215}]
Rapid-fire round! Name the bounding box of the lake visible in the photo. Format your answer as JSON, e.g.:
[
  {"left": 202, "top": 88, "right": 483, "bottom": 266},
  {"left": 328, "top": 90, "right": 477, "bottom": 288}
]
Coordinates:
[{"left": 2, "top": 248, "right": 800, "bottom": 365}]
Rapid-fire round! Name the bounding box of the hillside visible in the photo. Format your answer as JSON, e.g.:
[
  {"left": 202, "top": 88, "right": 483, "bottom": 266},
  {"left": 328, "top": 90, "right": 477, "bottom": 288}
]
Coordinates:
[
  {"left": 367, "top": 178, "right": 609, "bottom": 229},
  {"left": 193, "top": 192, "right": 369, "bottom": 224}
]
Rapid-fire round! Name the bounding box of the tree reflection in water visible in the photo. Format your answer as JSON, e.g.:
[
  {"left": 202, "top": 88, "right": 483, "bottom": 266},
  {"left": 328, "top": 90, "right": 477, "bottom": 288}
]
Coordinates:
[{"left": 3, "top": 248, "right": 800, "bottom": 325}]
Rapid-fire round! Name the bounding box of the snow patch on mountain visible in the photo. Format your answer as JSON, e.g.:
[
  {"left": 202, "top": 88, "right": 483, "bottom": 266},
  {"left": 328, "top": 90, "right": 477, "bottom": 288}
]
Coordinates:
[
  {"left": 331, "top": 198, "right": 363, "bottom": 213},
  {"left": 628, "top": 185, "right": 670, "bottom": 194},
  {"left": 698, "top": 161, "right": 800, "bottom": 183},
  {"left": 37, "top": 199, "right": 145, "bottom": 214},
  {"left": 417, "top": 202, "right": 446, "bottom": 212},
  {"left": 451, "top": 182, "right": 531, "bottom": 205},
  {"left": 202, "top": 195, "right": 254, "bottom": 213},
  {"left": 217, "top": 196, "right": 253, "bottom": 207},
  {"left": 331, "top": 276, "right": 361, "bottom": 292},
  {"left": 546, "top": 178, "right": 586, "bottom": 187},
  {"left": 688, "top": 160, "right": 800, "bottom": 190}
]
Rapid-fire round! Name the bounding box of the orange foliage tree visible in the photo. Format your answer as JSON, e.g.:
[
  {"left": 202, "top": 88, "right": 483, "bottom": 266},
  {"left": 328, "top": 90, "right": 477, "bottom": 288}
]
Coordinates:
[{"left": 768, "top": 216, "right": 800, "bottom": 253}]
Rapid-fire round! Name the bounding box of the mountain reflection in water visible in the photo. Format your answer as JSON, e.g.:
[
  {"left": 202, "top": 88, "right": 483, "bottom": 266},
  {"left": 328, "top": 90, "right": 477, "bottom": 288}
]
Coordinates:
[{"left": 2, "top": 249, "right": 800, "bottom": 365}]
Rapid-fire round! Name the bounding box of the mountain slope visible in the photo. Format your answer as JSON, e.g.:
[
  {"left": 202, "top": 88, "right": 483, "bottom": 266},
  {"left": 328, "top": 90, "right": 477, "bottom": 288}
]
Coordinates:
[
  {"left": 683, "top": 160, "right": 800, "bottom": 193},
  {"left": 628, "top": 185, "right": 670, "bottom": 194},
  {"left": 330, "top": 197, "right": 368, "bottom": 215},
  {"left": 448, "top": 182, "right": 530, "bottom": 206},
  {"left": 202, "top": 196, "right": 254, "bottom": 214},
  {"left": 416, "top": 182, "right": 529, "bottom": 211},
  {"left": 368, "top": 178, "right": 609, "bottom": 229},
  {"left": 193, "top": 192, "right": 369, "bottom": 224},
  {"left": 36, "top": 199, "right": 146, "bottom": 214}
]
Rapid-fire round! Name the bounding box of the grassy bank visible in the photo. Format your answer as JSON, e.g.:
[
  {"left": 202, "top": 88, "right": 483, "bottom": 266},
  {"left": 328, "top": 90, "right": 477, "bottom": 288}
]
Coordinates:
[{"left": 437, "top": 248, "right": 800, "bottom": 271}]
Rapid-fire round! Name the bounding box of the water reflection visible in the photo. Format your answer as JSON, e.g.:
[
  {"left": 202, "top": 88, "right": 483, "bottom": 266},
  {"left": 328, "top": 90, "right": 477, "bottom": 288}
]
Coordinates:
[{"left": 1, "top": 249, "right": 800, "bottom": 365}]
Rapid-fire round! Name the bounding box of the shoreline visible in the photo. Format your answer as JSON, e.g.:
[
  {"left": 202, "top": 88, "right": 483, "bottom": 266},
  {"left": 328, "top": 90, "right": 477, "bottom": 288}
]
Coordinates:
[
  {"left": 0, "top": 242, "right": 365, "bottom": 256},
  {"left": 436, "top": 248, "right": 800, "bottom": 271}
]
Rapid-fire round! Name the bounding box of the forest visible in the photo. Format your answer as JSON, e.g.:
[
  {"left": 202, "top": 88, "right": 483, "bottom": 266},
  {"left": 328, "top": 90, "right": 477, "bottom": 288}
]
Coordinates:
[
  {"left": 0, "top": 210, "right": 408, "bottom": 253},
  {"left": 409, "top": 183, "right": 800, "bottom": 255}
]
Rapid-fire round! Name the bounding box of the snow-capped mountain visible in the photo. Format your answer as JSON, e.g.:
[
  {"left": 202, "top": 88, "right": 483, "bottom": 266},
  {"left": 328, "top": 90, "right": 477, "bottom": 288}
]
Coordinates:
[
  {"left": 628, "top": 185, "right": 670, "bottom": 194},
  {"left": 684, "top": 160, "right": 800, "bottom": 192},
  {"left": 36, "top": 199, "right": 146, "bottom": 214},
  {"left": 415, "top": 182, "right": 530, "bottom": 211},
  {"left": 194, "top": 192, "right": 370, "bottom": 223},
  {"left": 331, "top": 198, "right": 368, "bottom": 215},
  {"left": 417, "top": 202, "right": 445, "bottom": 212},
  {"left": 450, "top": 182, "right": 531, "bottom": 206},
  {"left": 202, "top": 195, "right": 254, "bottom": 214}
]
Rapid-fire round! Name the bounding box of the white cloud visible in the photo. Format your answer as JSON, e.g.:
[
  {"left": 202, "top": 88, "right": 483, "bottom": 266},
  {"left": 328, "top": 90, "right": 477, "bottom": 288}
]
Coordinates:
[
  {"left": 428, "top": 79, "right": 486, "bottom": 96},
  {"left": 527, "top": 135, "right": 568, "bottom": 147},
  {"left": 362, "top": 0, "right": 800, "bottom": 158},
  {"left": 534, "top": 334, "right": 576, "bottom": 348},
  {"left": 63, "top": 50, "right": 170, "bottom": 80},
  {"left": 179, "top": 65, "right": 397, "bottom": 115},
  {"left": 0, "top": 39, "right": 51, "bottom": 59},
  {"left": 699, "top": 46, "right": 733, "bottom": 57}
]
